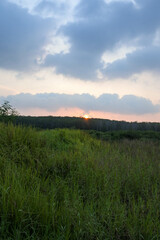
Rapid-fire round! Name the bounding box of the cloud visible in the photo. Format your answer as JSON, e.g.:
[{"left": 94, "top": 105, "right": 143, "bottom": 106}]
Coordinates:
[
  {"left": 34, "top": 0, "right": 67, "bottom": 18},
  {"left": 104, "top": 46, "right": 160, "bottom": 78},
  {"left": 1, "top": 0, "right": 160, "bottom": 81},
  {"left": 44, "top": 0, "right": 160, "bottom": 80},
  {"left": 0, "top": 93, "right": 159, "bottom": 115},
  {"left": 0, "top": 1, "right": 53, "bottom": 71}
]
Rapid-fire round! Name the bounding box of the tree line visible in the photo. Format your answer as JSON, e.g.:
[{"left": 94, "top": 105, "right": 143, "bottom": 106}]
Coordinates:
[{"left": 0, "top": 101, "right": 160, "bottom": 131}]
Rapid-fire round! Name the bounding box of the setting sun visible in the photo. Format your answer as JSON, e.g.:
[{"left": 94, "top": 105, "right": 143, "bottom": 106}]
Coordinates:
[{"left": 83, "top": 114, "right": 89, "bottom": 119}]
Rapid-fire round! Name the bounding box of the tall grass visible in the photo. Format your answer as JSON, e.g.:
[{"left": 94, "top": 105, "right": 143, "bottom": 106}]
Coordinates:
[{"left": 0, "top": 122, "right": 160, "bottom": 239}]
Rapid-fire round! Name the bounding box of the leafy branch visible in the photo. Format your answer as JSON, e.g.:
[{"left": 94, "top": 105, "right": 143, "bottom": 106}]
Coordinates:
[{"left": 0, "top": 101, "right": 19, "bottom": 117}]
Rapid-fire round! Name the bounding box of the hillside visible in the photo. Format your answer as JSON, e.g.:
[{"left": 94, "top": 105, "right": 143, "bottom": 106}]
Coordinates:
[{"left": 0, "top": 123, "right": 160, "bottom": 239}]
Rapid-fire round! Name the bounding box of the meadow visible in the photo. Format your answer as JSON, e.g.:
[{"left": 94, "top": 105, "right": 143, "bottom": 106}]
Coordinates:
[{"left": 0, "top": 122, "right": 160, "bottom": 239}]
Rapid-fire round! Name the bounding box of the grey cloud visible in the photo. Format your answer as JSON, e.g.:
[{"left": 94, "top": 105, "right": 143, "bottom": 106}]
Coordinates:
[
  {"left": 34, "top": 0, "right": 67, "bottom": 18},
  {"left": 96, "top": 94, "right": 160, "bottom": 114},
  {"left": 44, "top": 51, "right": 101, "bottom": 80},
  {"left": 1, "top": 0, "right": 160, "bottom": 80},
  {"left": 44, "top": 0, "right": 160, "bottom": 80},
  {"left": 104, "top": 46, "right": 160, "bottom": 78},
  {"left": 0, "top": 93, "right": 159, "bottom": 115},
  {"left": 0, "top": 1, "right": 53, "bottom": 71}
]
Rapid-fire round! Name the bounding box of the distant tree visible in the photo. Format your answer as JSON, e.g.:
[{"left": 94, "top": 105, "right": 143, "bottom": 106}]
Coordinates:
[{"left": 0, "top": 101, "right": 19, "bottom": 119}]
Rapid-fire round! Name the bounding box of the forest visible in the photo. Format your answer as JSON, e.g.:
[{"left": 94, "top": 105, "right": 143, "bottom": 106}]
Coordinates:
[{"left": 1, "top": 115, "right": 160, "bottom": 131}]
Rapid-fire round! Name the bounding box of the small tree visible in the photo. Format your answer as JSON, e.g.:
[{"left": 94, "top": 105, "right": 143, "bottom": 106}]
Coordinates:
[{"left": 0, "top": 101, "right": 19, "bottom": 117}]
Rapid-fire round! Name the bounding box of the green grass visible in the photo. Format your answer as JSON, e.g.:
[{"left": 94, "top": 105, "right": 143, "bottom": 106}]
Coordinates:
[
  {"left": 0, "top": 122, "right": 160, "bottom": 239},
  {"left": 88, "top": 129, "right": 160, "bottom": 141}
]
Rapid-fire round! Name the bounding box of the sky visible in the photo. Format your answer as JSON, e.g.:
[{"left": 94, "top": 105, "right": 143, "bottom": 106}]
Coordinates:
[{"left": 0, "top": 0, "right": 160, "bottom": 122}]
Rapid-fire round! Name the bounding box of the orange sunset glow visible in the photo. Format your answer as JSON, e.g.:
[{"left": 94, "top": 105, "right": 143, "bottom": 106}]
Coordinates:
[{"left": 83, "top": 114, "right": 89, "bottom": 119}]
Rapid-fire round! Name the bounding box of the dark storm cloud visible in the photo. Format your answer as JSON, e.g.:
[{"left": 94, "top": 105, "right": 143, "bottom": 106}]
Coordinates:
[
  {"left": 0, "top": 93, "right": 159, "bottom": 115},
  {"left": 44, "top": 0, "right": 160, "bottom": 80},
  {"left": 0, "top": 1, "right": 53, "bottom": 71}
]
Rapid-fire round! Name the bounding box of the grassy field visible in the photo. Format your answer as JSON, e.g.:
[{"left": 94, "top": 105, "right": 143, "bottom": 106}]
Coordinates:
[
  {"left": 0, "top": 123, "right": 160, "bottom": 239},
  {"left": 88, "top": 129, "right": 160, "bottom": 141}
]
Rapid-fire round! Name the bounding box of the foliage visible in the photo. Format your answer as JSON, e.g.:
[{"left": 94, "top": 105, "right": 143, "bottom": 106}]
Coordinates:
[
  {"left": 0, "top": 123, "right": 160, "bottom": 239},
  {"left": 88, "top": 129, "right": 160, "bottom": 141},
  {"left": 0, "top": 101, "right": 18, "bottom": 116},
  {"left": 2, "top": 115, "right": 160, "bottom": 132}
]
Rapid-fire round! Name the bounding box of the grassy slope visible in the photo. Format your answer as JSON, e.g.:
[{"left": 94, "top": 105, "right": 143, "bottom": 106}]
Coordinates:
[{"left": 0, "top": 123, "right": 160, "bottom": 239}]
